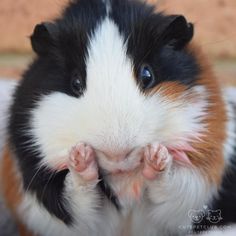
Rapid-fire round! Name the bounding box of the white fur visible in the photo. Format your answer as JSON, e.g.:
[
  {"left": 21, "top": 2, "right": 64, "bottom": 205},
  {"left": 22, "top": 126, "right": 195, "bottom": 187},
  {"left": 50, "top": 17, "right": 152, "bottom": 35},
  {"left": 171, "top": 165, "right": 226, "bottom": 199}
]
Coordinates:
[
  {"left": 20, "top": 18, "right": 212, "bottom": 235},
  {"left": 139, "top": 166, "right": 216, "bottom": 236},
  {"left": 19, "top": 173, "right": 122, "bottom": 236},
  {"left": 19, "top": 193, "right": 75, "bottom": 236},
  {"left": 223, "top": 88, "right": 236, "bottom": 163}
]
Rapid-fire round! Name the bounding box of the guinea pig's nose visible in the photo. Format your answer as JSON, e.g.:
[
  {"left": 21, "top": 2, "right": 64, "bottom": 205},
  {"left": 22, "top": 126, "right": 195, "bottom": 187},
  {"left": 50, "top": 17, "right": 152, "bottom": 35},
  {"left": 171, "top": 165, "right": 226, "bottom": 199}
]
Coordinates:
[{"left": 102, "top": 149, "right": 132, "bottom": 162}]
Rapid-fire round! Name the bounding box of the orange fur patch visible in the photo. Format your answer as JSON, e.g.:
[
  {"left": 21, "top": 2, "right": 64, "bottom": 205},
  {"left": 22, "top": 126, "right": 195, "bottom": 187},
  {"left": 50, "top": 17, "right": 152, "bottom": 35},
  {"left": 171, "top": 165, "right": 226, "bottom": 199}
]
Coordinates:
[
  {"left": 187, "top": 43, "right": 226, "bottom": 185},
  {"left": 150, "top": 81, "right": 187, "bottom": 99},
  {"left": 18, "top": 222, "right": 35, "bottom": 236},
  {"left": 0, "top": 146, "right": 35, "bottom": 236},
  {"left": 0, "top": 147, "right": 22, "bottom": 212}
]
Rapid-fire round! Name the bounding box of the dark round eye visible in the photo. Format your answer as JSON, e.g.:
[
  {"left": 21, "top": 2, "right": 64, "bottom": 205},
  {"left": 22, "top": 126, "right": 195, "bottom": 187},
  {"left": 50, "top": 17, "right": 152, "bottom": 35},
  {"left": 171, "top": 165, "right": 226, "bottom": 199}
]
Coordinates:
[
  {"left": 70, "top": 74, "right": 83, "bottom": 97},
  {"left": 138, "top": 64, "right": 155, "bottom": 89}
]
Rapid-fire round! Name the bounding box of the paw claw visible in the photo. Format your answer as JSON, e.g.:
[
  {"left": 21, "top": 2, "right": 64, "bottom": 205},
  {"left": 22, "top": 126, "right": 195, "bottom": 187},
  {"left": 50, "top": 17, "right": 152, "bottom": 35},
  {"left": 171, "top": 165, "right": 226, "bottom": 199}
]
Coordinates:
[
  {"left": 68, "top": 143, "right": 98, "bottom": 182},
  {"left": 143, "top": 143, "right": 172, "bottom": 180}
]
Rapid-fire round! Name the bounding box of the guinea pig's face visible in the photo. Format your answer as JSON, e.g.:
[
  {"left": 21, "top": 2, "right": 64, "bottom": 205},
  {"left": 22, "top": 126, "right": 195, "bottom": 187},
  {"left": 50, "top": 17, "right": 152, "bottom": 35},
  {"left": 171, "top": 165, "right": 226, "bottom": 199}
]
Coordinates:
[{"left": 11, "top": 0, "right": 208, "bottom": 173}]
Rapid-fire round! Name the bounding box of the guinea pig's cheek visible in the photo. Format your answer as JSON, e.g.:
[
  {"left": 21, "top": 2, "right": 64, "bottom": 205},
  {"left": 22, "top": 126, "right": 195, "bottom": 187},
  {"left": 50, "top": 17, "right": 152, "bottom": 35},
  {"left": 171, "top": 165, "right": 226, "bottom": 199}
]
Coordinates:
[
  {"left": 146, "top": 84, "right": 209, "bottom": 151},
  {"left": 150, "top": 84, "right": 210, "bottom": 165},
  {"left": 30, "top": 93, "right": 82, "bottom": 168}
]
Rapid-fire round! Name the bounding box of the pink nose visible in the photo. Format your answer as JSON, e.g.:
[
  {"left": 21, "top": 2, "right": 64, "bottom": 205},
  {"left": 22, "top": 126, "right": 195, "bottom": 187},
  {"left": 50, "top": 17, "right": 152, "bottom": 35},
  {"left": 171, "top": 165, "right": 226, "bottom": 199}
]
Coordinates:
[{"left": 102, "top": 149, "right": 132, "bottom": 162}]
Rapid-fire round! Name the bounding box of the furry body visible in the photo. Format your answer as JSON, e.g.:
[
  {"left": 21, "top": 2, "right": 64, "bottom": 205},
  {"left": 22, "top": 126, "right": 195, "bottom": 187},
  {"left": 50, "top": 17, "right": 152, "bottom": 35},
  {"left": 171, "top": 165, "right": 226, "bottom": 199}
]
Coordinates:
[{"left": 1, "top": 0, "right": 236, "bottom": 235}]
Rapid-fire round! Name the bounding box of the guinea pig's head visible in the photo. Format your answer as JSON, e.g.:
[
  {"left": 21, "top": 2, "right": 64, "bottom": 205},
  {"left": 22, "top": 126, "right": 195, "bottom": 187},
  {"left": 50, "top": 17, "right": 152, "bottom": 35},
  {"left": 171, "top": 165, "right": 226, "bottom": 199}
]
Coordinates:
[{"left": 10, "top": 0, "right": 226, "bottom": 179}]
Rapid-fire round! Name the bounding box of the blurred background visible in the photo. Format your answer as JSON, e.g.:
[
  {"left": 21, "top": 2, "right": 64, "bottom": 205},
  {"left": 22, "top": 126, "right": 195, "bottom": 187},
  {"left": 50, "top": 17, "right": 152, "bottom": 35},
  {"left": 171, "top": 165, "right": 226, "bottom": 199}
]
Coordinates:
[{"left": 0, "top": 0, "right": 235, "bottom": 84}]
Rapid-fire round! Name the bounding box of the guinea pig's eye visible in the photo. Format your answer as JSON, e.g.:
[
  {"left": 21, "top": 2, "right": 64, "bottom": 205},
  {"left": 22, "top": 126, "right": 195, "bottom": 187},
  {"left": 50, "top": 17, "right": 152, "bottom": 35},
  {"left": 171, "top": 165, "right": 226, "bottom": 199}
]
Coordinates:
[
  {"left": 70, "top": 73, "right": 83, "bottom": 97},
  {"left": 138, "top": 64, "right": 155, "bottom": 90}
]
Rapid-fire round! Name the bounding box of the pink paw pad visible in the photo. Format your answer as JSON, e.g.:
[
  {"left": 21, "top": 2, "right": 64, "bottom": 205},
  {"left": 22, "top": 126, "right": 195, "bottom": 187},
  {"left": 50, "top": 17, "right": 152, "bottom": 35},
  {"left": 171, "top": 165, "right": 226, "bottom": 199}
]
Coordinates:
[
  {"left": 142, "top": 143, "right": 171, "bottom": 180},
  {"left": 68, "top": 143, "right": 98, "bottom": 181}
]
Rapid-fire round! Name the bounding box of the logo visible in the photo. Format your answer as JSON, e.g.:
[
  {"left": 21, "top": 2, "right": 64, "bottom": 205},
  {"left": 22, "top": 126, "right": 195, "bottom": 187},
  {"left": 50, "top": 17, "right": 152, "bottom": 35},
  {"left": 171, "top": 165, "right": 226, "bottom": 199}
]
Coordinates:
[
  {"left": 206, "top": 210, "right": 223, "bottom": 224},
  {"left": 179, "top": 206, "right": 226, "bottom": 234},
  {"left": 188, "top": 210, "right": 205, "bottom": 223},
  {"left": 188, "top": 206, "right": 223, "bottom": 224}
]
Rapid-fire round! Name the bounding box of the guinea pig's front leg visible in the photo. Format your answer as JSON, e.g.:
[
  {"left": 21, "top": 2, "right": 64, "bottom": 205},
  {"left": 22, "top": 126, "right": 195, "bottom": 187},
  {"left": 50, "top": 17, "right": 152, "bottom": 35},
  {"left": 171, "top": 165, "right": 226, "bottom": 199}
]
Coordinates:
[
  {"left": 61, "top": 143, "right": 102, "bottom": 232},
  {"left": 141, "top": 143, "right": 211, "bottom": 235},
  {"left": 142, "top": 143, "right": 172, "bottom": 180}
]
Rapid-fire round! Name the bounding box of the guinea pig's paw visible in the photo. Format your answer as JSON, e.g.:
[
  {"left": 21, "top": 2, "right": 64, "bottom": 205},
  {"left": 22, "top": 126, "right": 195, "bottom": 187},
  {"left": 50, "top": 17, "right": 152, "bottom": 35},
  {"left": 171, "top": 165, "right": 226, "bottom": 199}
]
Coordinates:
[
  {"left": 142, "top": 143, "right": 172, "bottom": 180},
  {"left": 68, "top": 143, "right": 98, "bottom": 182}
]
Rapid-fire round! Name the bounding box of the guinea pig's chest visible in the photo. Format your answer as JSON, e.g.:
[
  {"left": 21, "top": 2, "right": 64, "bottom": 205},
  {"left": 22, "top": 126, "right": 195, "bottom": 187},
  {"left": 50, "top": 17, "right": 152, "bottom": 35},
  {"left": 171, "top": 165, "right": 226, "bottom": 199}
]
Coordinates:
[{"left": 105, "top": 169, "right": 145, "bottom": 207}]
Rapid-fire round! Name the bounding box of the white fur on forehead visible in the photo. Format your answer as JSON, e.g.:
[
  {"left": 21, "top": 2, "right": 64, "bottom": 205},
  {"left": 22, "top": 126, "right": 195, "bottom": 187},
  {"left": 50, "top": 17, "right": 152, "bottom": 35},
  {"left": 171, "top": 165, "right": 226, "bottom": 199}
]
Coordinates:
[{"left": 29, "top": 18, "right": 208, "bottom": 168}]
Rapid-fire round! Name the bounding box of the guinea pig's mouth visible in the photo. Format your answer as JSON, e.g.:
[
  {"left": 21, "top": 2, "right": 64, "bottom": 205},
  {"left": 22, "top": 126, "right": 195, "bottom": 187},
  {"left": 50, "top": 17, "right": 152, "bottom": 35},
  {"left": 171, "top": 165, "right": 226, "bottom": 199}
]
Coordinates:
[{"left": 95, "top": 148, "right": 143, "bottom": 175}]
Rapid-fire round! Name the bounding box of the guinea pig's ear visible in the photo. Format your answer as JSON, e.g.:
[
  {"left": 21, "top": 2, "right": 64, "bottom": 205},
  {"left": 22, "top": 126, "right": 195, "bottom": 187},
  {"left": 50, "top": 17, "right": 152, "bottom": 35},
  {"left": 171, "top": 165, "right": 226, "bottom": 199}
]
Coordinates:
[
  {"left": 161, "top": 15, "right": 194, "bottom": 50},
  {"left": 30, "top": 22, "right": 56, "bottom": 56}
]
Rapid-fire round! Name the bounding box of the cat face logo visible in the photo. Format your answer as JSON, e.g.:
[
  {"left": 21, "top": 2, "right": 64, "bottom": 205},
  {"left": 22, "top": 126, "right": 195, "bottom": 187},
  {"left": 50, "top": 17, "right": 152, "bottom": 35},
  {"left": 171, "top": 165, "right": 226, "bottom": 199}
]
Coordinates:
[
  {"left": 188, "top": 210, "right": 205, "bottom": 223},
  {"left": 206, "top": 210, "right": 223, "bottom": 224}
]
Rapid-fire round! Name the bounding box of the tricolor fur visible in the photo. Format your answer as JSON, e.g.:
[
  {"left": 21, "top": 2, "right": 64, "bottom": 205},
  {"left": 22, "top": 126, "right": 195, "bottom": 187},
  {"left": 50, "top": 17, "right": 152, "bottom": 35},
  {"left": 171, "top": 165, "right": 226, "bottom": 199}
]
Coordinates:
[{"left": 0, "top": 0, "right": 235, "bottom": 235}]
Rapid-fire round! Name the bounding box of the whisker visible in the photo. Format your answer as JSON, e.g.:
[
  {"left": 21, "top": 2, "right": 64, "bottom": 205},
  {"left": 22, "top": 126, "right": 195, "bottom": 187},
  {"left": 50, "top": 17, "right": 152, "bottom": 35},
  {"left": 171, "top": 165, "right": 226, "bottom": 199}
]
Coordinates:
[
  {"left": 25, "top": 164, "right": 48, "bottom": 194},
  {"left": 40, "top": 170, "right": 57, "bottom": 202}
]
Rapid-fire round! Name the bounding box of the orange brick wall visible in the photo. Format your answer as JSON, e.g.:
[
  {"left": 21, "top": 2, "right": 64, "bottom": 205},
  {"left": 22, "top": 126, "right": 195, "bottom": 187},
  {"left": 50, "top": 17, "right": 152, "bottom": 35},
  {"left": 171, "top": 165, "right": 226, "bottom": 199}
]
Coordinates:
[{"left": 0, "top": 0, "right": 236, "bottom": 58}]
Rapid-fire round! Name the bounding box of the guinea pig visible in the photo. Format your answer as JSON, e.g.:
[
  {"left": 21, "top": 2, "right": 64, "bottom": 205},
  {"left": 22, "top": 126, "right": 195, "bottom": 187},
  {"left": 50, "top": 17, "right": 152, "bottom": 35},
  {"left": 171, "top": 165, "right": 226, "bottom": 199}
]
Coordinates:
[{"left": 1, "top": 0, "right": 236, "bottom": 235}]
